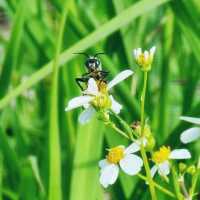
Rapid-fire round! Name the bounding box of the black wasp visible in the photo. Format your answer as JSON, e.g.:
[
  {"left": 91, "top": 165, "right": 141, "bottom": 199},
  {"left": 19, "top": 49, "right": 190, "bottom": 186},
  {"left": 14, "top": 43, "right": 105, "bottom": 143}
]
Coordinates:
[{"left": 74, "top": 52, "right": 109, "bottom": 90}]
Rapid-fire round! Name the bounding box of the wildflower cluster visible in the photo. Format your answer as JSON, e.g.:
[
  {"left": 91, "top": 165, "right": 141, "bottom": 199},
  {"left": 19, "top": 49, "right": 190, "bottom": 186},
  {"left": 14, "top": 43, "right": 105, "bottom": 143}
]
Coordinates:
[{"left": 65, "top": 47, "right": 199, "bottom": 200}]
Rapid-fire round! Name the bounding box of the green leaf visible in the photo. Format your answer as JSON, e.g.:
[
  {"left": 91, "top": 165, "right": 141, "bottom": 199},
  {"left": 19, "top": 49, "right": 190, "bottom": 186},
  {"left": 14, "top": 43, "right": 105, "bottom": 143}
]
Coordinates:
[
  {"left": 0, "top": 0, "right": 26, "bottom": 98},
  {"left": 69, "top": 118, "right": 104, "bottom": 200}
]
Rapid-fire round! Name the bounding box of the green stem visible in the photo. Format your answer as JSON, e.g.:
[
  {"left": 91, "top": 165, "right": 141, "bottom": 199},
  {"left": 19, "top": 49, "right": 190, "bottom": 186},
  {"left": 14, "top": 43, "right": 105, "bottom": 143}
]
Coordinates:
[
  {"left": 140, "top": 71, "right": 157, "bottom": 200},
  {"left": 179, "top": 176, "right": 190, "bottom": 200},
  {"left": 137, "top": 174, "right": 176, "bottom": 198},
  {"left": 141, "top": 71, "right": 148, "bottom": 136},
  {"left": 107, "top": 121, "right": 129, "bottom": 139},
  {"left": 140, "top": 146, "right": 157, "bottom": 200},
  {"left": 189, "top": 156, "right": 200, "bottom": 199},
  {"left": 172, "top": 166, "right": 183, "bottom": 200},
  {"left": 110, "top": 111, "right": 135, "bottom": 140}
]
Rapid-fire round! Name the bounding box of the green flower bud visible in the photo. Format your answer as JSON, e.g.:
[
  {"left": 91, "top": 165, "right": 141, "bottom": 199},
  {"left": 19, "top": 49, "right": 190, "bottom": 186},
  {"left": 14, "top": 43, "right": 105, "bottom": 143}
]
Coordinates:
[
  {"left": 145, "top": 134, "right": 155, "bottom": 151},
  {"left": 97, "top": 111, "right": 110, "bottom": 123},
  {"left": 133, "top": 47, "right": 156, "bottom": 72},
  {"left": 179, "top": 163, "right": 187, "bottom": 173},
  {"left": 187, "top": 165, "right": 196, "bottom": 175}
]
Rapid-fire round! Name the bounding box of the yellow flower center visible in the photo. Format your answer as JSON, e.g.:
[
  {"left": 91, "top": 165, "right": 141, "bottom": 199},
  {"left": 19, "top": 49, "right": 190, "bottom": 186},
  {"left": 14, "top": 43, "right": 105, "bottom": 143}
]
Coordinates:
[
  {"left": 92, "top": 94, "right": 111, "bottom": 109},
  {"left": 136, "top": 54, "right": 153, "bottom": 71},
  {"left": 137, "top": 54, "right": 147, "bottom": 66},
  {"left": 106, "top": 146, "right": 124, "bottom": 164},
  {"left": 152, "top": 146, "right": 171, "bottom": 164},
  {"left": 91, "top": 81, "right": 111, "bottom": 109}
]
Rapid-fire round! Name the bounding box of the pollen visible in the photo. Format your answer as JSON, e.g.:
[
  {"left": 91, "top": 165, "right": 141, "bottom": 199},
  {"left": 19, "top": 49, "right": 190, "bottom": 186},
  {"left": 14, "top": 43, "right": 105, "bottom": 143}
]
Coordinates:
[
  {"left": 137, "top": 54, "right": 146, "bottom": 66},
  {"left": 92, "top": 94, "right": 111, "bottom": 110},
  {"left": 106, "top": 146, "right": 124, "bottom": 164},
  {"left": 92, "top": 81, "right": 111, "bottom": 110},
  {"left": 97, "top": 81, "right": 108, "bottom": 94},
  {"left": 152, "top": 146, "right": 171, "bottom": 164}
]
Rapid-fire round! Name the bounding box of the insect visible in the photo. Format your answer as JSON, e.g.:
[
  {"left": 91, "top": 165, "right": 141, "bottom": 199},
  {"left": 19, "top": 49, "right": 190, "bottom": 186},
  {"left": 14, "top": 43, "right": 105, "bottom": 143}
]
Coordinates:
[{"left": 74, "top": 52, "right": 109, "bottom": 90}]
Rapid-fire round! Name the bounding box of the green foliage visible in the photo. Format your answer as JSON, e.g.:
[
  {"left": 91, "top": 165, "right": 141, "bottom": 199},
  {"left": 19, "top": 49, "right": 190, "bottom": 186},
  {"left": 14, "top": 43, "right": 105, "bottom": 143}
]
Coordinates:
[{"left": 0, "top": 0, "right": 199, "bottom": 199}]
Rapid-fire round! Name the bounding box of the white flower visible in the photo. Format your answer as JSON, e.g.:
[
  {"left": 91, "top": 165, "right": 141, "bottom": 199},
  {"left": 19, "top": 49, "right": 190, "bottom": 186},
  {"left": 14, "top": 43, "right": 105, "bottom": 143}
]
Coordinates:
[
  {"left": 99, "top": 141, "right": 143, "bottom": 188},
  {"left": 151, "top": 146, "right": 191, "bottom": 178},
  {"left": 65, "top": 70, "right": 133, "bottom": 124},
  {"left": 180, "top": 116, "right": 200, "bottom": 143},
  {"left": 133, "top": 46, "right": 156, "bottom": 71}
]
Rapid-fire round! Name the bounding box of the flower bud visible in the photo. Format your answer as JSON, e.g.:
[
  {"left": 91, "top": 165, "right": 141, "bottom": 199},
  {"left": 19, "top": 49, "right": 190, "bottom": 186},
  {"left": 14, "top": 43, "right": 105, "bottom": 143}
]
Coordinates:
[
  {"left": 133, "top": 46, "right": 156, "bottom": 71},
  {"left": 145, "top": 134, "right": 155, "bottom": 151},
  {"left": 132, "top": 123, "right": 155, "bottom": 151},
  {"left": 97, "top": 111, "right": 110, "bottom": 123},
  {"left": 179, "top": 163, "right": 187, "bottom": 173},
  {"left": 186, "top": 165, "right": 196, "bottom": 175}
]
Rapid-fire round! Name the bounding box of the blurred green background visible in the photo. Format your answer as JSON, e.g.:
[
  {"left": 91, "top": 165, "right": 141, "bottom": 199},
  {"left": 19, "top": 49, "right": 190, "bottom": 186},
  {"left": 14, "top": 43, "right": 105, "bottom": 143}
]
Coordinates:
[{"left": 0, "top": 0, "right": 199, "bottom": 199}]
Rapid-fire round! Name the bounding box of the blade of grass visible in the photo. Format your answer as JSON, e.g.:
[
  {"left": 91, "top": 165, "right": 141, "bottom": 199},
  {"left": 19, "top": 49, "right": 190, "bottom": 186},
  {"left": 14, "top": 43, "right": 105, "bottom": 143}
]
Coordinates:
[
  {"left": 0, "top": 153, "right": 2, "bottom": 200},
  {"left": 0, "top": 0, "right": 170, "bottom": 110},
  {"left": 48, "top": 0, "right": 71, "bottom": 200},
  {"left": 1, "top": 188, "right": 18, "bottom": 200},
  {"left": 69, "top": 118, "right": 104, "bottom": 200},
  {"left": 157, "top": 9, "right": 174, "bottom": 142},
  {"left": 19, "top": 163, "right": 37, "bottom": 200},
  {"left": 0, "top": 127, "right": 20, "bottom": 185},
  {"left": 0, "top": 0, "right": 26, "bottom": 98}
]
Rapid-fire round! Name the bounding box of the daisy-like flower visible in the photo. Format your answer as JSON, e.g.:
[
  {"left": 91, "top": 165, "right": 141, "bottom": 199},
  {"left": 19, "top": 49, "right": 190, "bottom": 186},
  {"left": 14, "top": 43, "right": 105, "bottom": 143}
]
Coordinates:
[
  {"left": 180, "top": 116, "right": 200, "bottom": 143},
  {"left": 133, "top": 46, "right": 156, "bottom": 71},
  {"left": 99, "top": 142, "right": 143, "bottom": 188},
  {"left": 65, "top": 70, "right": 133, "bottom": 124},
  {"left": 151, "top": 146, "right": 191, "bottom": 178}
]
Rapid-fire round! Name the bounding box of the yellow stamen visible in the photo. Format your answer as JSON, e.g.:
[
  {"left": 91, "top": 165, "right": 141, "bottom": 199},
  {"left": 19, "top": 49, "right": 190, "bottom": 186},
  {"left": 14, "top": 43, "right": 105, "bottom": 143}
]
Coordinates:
[
  {"left": 152, "top": 146, "right": 171, "bottom": 164},
  {"left": 106, "top": 146, "right": 124, "bottom": 164},
  {"left": 96, "top": 81, "right": 108, "bottom": 94},
  {"left": 91, "top": 81, "right": 111, "bottom": 109}
]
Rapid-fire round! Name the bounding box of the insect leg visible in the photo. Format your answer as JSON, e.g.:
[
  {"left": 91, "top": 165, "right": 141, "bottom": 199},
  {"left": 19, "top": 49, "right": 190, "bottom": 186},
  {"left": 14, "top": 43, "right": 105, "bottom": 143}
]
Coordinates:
[{"left": 75, "top": 77, "right": 89, "bottom": 91}]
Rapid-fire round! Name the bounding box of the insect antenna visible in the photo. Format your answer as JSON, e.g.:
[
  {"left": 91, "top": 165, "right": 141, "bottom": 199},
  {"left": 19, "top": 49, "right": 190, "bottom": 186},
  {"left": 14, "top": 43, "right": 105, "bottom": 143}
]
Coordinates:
[
  {"left": 94, "top": 52, "right": 106, "bottom": 57},
  {"left": 73, "top": 52, "right": 90, "bottom": 58}
]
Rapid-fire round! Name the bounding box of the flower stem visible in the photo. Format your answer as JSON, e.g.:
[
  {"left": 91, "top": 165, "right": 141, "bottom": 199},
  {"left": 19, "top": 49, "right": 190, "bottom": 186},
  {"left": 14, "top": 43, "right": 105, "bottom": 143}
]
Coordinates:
[
  {"left": 141, "top": 71, "right": 148, "bottom": 137},
  {"left": 189, "top": 156, "right": 200, "bottom": 199},
  {"left": 172, "top": 166, "right": 182, "bottom": 200},
  {"left": 179, "top": 176, "right": 190, "bottom": 200},
  {"left": 137, "top": 174, "right": 176, "bottom": 198},
  {"left": 110, "top": 111, "right": 135, "bottom": 140},
  {"left": 140, "top": 71, "right": 157, "bottom": 200},
  {"left": 108, "top": 121, "right": 129, "bottom": 139}
]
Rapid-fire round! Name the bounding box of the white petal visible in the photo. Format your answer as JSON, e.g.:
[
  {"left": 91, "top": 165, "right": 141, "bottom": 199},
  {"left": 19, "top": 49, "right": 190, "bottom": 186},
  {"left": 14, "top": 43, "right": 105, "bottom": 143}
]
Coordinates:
[
  {"left": 65, "top": 96, "right": 93, "bottom": 111},
  {"left": 109, "top": 95, "right": 122, "bottom": 114},
  {"left": 84, "top": 78, "right": 99, "bottom": 96},
  {"left": 125, "top": 141, "right": 140, "bottom": 154},
  {"left": 151, "top": 165, "right": 158, "bottom": 178},
  {"left": 78, "top": 106, "right": 96, "bottom": 124},
  {"left": 108, "top": 70, "right": 134, "bottom": 90},
  {"left": 136, "top": 48, "right": 142, "bottom": 57},
  {"left": 99, "top": 159, "right": 109, "bottom": 169},
  {"left": 180, "top": 116, "right": 200, "bottom": 125},
  {"left": 180, "top": 127, "right": 200, "bottom": 143},
  {"left": 119, "top": 154, "right": 143, "bottom": 175},
  {"left": 158, "top": 161, "right": 170, "bottom": 176},
  {"left": 99, "top": 164, "right": 119, "bottom": 188},
  {"left": 169, "top": 149, "right": 191, "bottom": 160},
  {"left": 150, "top": 46, "right": 156, "bottom": 56},
  {"left": 144, "top": 51, "right": 149, "bottom": 60},
  {"left": 133, "top": 49, "right": 138, "bottom": 58}
]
